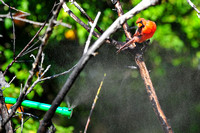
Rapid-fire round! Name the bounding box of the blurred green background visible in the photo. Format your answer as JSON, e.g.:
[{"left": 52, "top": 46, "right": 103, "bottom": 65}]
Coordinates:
[{"left": 0, "top": 0, "right": 200, "bottom": 132}]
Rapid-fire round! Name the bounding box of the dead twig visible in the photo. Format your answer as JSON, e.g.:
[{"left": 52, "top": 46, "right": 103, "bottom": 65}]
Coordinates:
[
  {"left": 0, "top": 14, "right": 72, "bottom": 28},
  {"left": 70, "top": 0, "right": 104, "bottom": 34},
  {"left": 84, "top": 74, "right": 106, "bottom": 133},
  {"left": 0, "top": 72, "right": 13, "bottom": 133},
  {"left": 61, "top": 2, "right": 122, "bottom": 47},
  {"left": 3, "top": 18, "right": 48, "bottom": 76},
  {"left": 112, "top": 0, "right": 133, "bottom": 41},
  {"left": 84, "top": 11, "right": 101, "bottom": 54},
  {"left": 14, "top": 112, "right": 39, "bottom": 132},
  {"left": 0, "top": 0, "right": 30, "bottom": 15},
  {"left": 9, "top": 5, "right": 16, "bottom": 58},
  {"left": 187, "top": 0, "right": 200, "bottom": 18}
]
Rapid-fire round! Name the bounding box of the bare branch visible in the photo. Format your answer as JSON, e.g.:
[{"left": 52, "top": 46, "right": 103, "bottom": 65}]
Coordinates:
[
  {"left": 0, "top": 0, "right": 30, "bottom": 15},
  {"left": 187, "top": 0, "right": 200, "bottom": 18},
  {"left": 0, "top": 72, "right": 13, "bottom": 132},
  {"left": 8, "top": 76, "right": 16, "bottom": 85},
  {"left": 113, "top": 0, "right": 132, "bottom": 40},
  {"left": 135, "top": 50, "right": 173, "bottom": 133},
  {"left": 25, "top": 64, "right": 51, "bottom": 95},
  {"left": 3, "top": 19, "right": 47, "bottom": 75},
  {"left": 84, "top": 12, "right": 101, "bottom": 54},
  {"left": 9, "top": 6, "right": 16, "bottom": 58},
  {"left": 40, "top": 63, "right": 77, "bottom": 81},
  {"left": 14, "top": 112, "right": 38, "bottom": 132},
  {"left": 61, "top": 2, "right": 122, "bottom": 46},
  {"left": 25, "top": 59, "right": 77, "bottom": 96},
  {"left": 84, "top": 74, "right": 106, "bottom": 133},
  {"left": 0, "top": 14, "right": 72, "bottom": 28},
  {"left": 70, "top": 0, "right": 104, "bottom": 34}
]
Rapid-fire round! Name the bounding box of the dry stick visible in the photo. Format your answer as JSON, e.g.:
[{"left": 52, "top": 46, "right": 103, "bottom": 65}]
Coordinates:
[
  {"left": 0, "top": 14, "right": 72, "bottom": 28},
  {"left": 25, "top": 65, "right": 51, "bottom": 95},
  {"left": 135, "top": 53, "right": 173, "bottom": 133},
  {"left": 84, "top": 11, "right": 101, "bottom": 54},
  {"left": 14, "top": 112, "right": 38, "bottom": 132},
  {"left": 2, "top": 1, "right": 63, "bottom": 126},
  {"left": 84, "top": 74, "right": 106, "bottom": 133},
  {"left": 25, "top": 61, "right": 78, "bottom": 96},
  {"left": 0, "top": 0, "right": 30, "bottom": 15},
  {"left": 61, "top": 2, "right": 122, "bottom": 47},
  {"left": 0, "top": 90, "right": 13, "bottom": 133},
  {"left": 9, "top": 5, "right": 16, "bottom": 58},
  {"left": 187, "top": 0, "right": 200, "bottom": 18},
  {"left": 0, "top": 72, "right": 13, "bottom": 133},
  {"left": 70, "top": 0, "right": 104, "bottom": 34},
  {"left": 114, "top": 0, "right": 132, "bottom": 40},
  {"left": 3, "top": 19, "right": 47, "bottom": 76},
  {"left": 37, "top": 1, "right": 160, "bottom": 133},
  {"left": 20, "top": 111, "right": 24, "bottom": 133},
  {"left": 40, "top": 63, "right": 77, "bottom": 81},
  {"left": 113, "top": 0, "right": 136, "bottom": 50},
  {"left": 62, "top": 3, "right": 102, "bottom": 39}
]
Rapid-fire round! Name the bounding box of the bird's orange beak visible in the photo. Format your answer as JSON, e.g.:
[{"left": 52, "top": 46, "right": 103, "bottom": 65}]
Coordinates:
[{"left": 137, "top": 23, "right": 143, "bottom": 28}]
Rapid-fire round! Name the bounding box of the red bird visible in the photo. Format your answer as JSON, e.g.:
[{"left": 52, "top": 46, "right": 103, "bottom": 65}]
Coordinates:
[{"left": 117, "top": 18, "right": 157, "bottom": 53}]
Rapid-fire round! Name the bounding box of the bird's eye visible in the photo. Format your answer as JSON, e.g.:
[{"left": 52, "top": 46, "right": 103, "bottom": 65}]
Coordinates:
[{"left": 137, "top": 23, "right": 143, "bottom": 27}]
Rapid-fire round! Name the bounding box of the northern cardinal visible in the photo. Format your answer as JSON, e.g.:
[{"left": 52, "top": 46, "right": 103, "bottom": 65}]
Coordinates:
[{"left": 117, "top": 18, "right": 156, "bottom": 53}]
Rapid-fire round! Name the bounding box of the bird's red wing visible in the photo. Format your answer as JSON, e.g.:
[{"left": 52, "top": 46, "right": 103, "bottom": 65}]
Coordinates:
[{"left": 141, "top": 21, "right": 156, "bottom": 34}]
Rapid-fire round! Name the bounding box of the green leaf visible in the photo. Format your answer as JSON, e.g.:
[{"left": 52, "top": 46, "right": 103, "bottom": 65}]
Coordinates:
[{"left": 4, "top": 18, "right": 12, "bottom": 29}]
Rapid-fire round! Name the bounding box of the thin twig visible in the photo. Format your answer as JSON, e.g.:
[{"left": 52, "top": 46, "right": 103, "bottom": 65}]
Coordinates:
[
  {"left": 84, "top": 74, "right": 106, "bottom": 133},
  {"left": 70, "top": 0, "right": 104, "bottom": 34},
  {"left": 0, "top": 14, "right": 72, "bottom": 28},
  {"left": 61, "top": 2, "right": 122, "bottom": 47},
  {"left": 8, "top": 76, "right": 16, "bottom": 85},
  {"left": 21, "top": 46, "right": 39, "bottom": 57},
  {"left": 187, "top": 0, "right": 200, "bottom": 18},
  {"left": 9, "top": 5, "right": 16, "bottom": 58},
  {"left": 41, "top": 63, "right": 77, "bottom": 81},
  {"left": 113, "top": 0, "right": 135, "bottom": 49},
  {"left": 84, "top": 12, "right": 101, "bottom": 54},
  {"left": 25, "top": 39, "right": 40, "bottom": 53},
  {"left": 14, "top": 112, "right": 38, "bottom": 132},
  {"left": 25, "top": 64, "right": 51, "bottom": 95},
  {"left": 20, "top": 111, "right": 24, "bottom": 133},
  {"left": 62, "top": 3, "right": 102, "bottom": 39},
  {"left": 3, "top": 19, "right": 47, "bottom": 75},
  {"left": 25, "top": 62, "right": 78, "bottom": 96},
  {"left": 113, "top": 0, "right": 132, "bottom": 40},
  {"left": 0, "top": 0, "right": 30, "bottom": 15}
]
